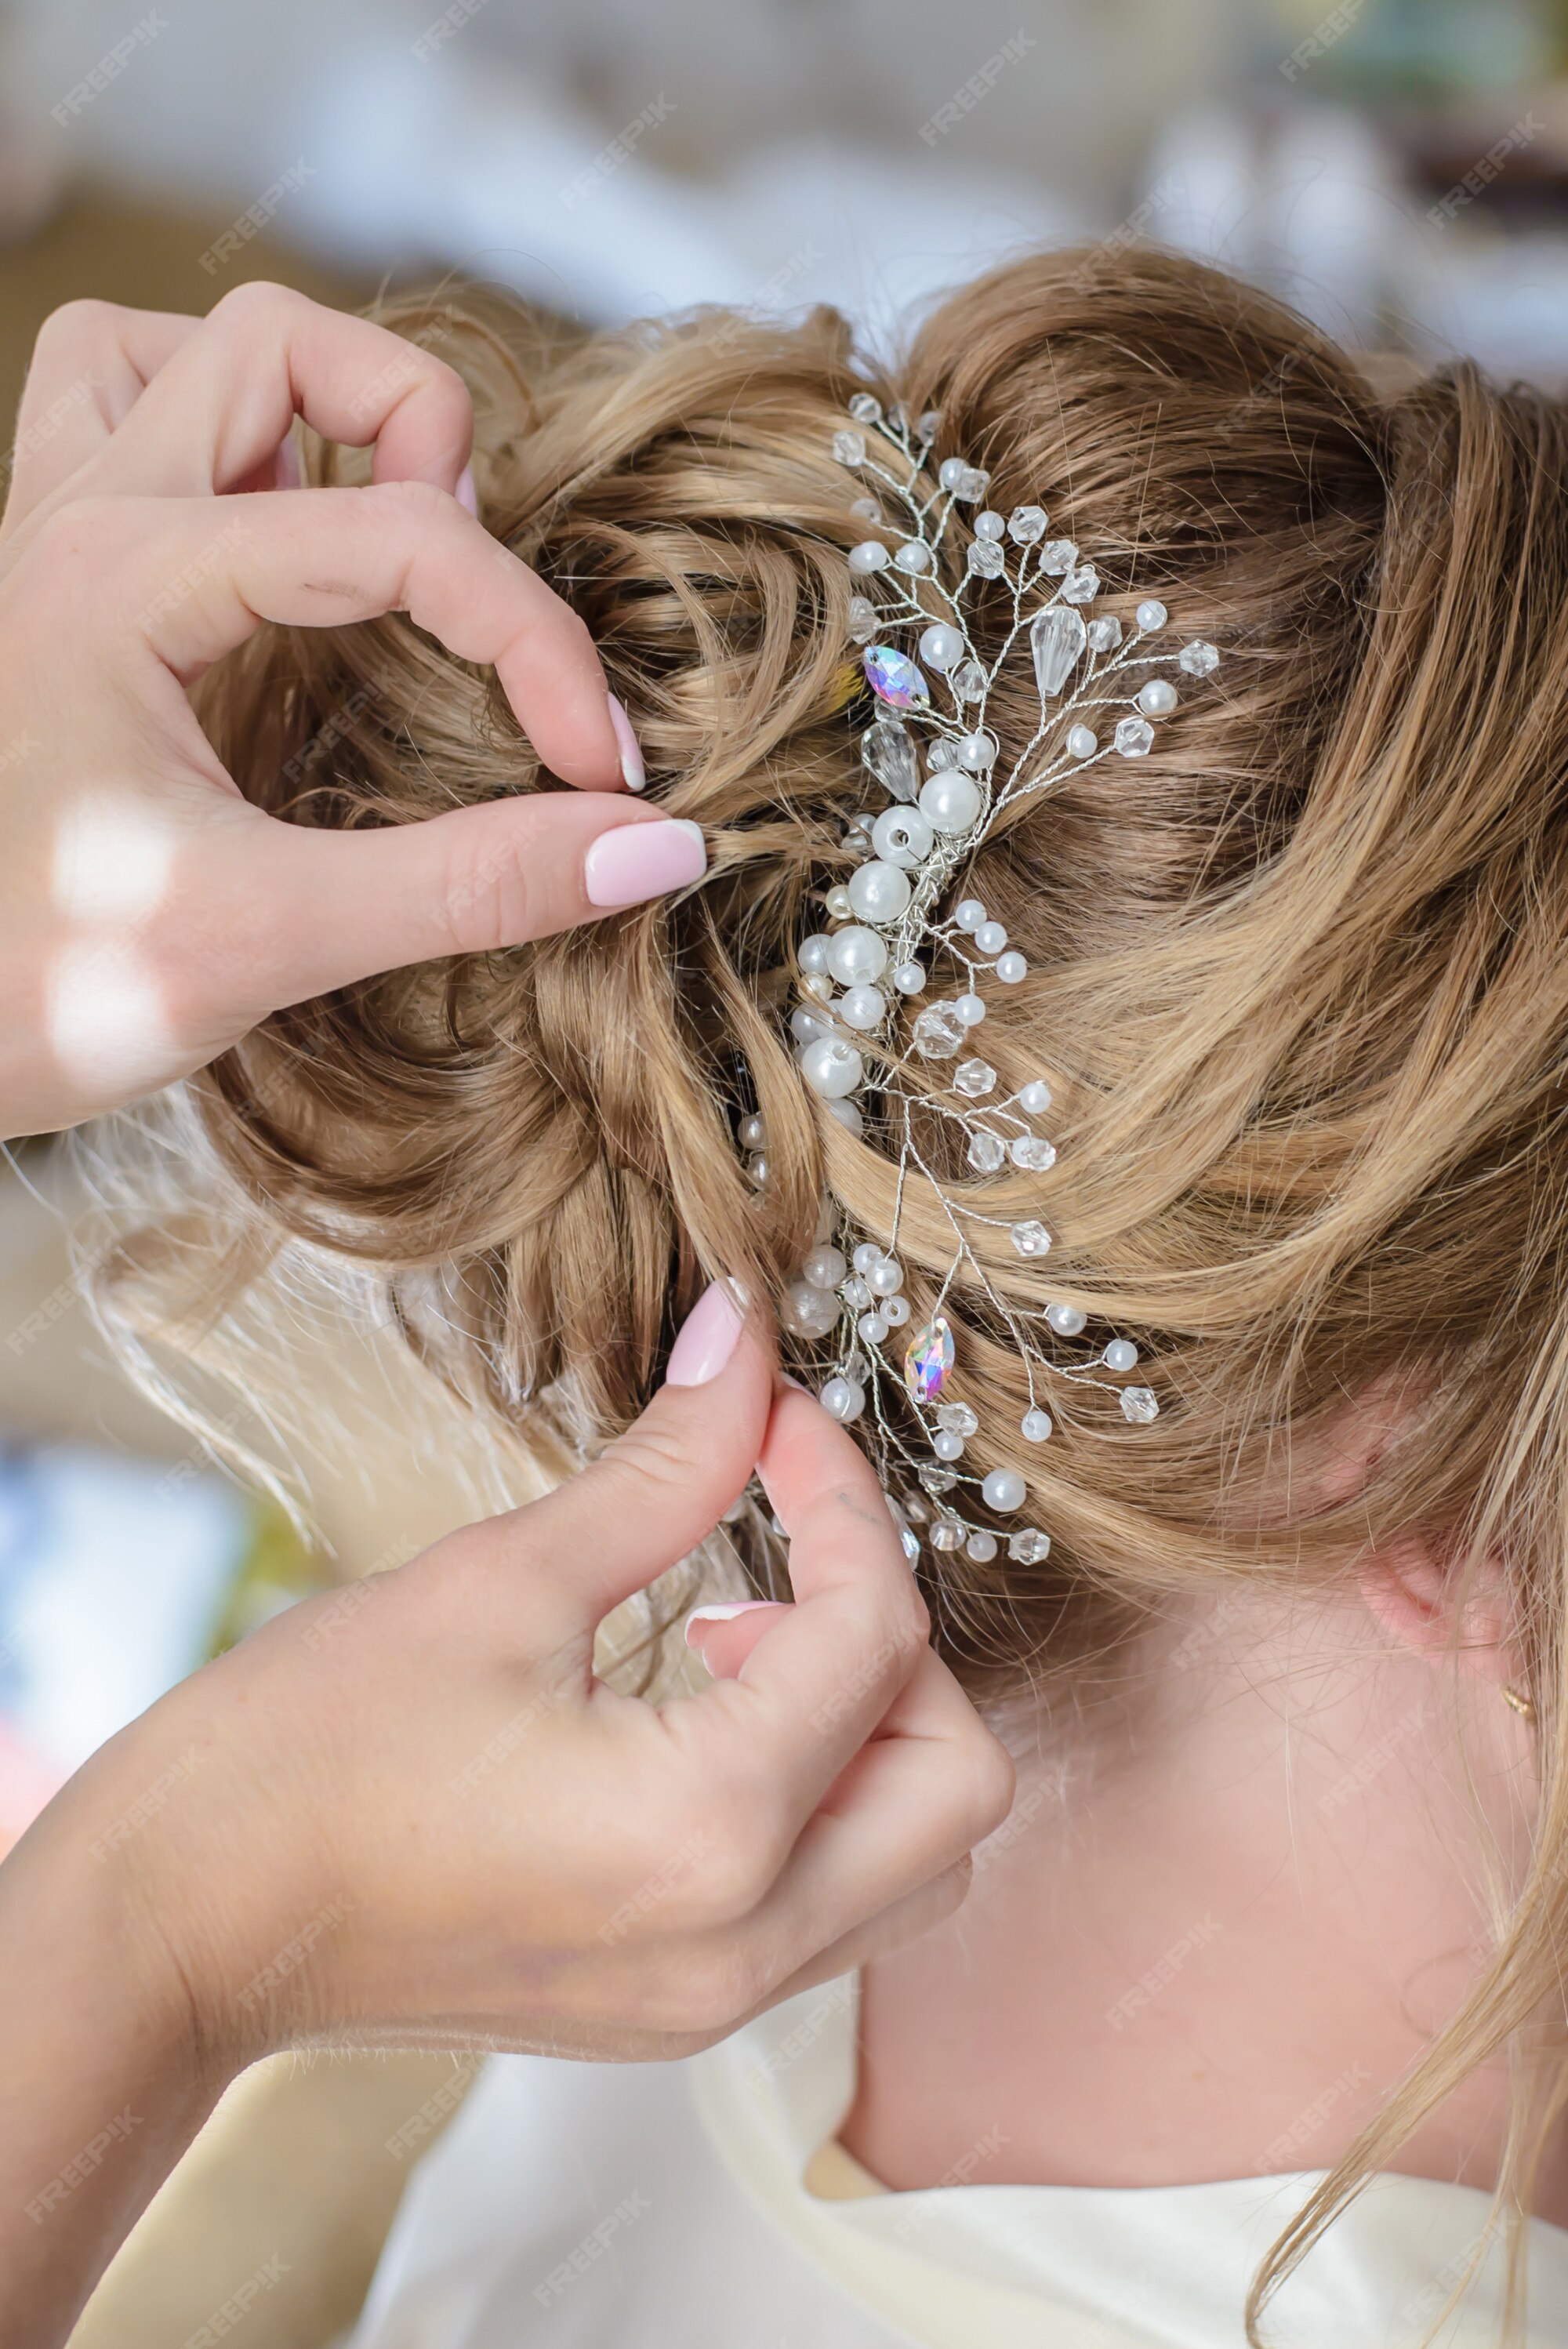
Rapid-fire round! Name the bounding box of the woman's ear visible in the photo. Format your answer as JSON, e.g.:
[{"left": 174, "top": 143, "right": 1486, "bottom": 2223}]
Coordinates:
[{"left": 1356, "top": 1534, "right": 1513, "bottom": 1687}]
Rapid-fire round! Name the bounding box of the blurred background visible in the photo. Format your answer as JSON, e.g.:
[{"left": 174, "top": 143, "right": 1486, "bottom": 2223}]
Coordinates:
[{"left": 3, "top": 1, "right": 1568, "bottom": 2340}]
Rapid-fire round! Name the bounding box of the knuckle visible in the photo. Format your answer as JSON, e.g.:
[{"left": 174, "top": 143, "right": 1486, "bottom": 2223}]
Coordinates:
[
  {"left": 372, "top": 474, "right": 456, "bottom": 529},
  {"left": 28, "top": 494, "right": 132, "bottom": 581},
  {"left": 31, "top": 296, "right": 115, "bottom": 364},
  {"left": 210, "top": 278, "right": 303, "bottom": 336}
]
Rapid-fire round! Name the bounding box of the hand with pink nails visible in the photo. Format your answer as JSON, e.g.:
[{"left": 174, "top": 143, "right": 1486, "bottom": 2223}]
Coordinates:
[
  {"left": 0, "top": 282, "right": 704, "bottom": 1142},
  {"left": 0, "top": 1283, "right": 1014, "bottom": 2346}
]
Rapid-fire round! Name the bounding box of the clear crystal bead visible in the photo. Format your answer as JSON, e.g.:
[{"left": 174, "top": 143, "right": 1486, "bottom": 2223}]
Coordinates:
[
  {"left": 953, "top": 1059, "right": 996, "bottom": 1098},
  {"left": 1010, "top": 1136, "right": 1058, "bottom": 1172},
  {"left": 847, "top": 594, "right": 877, "bottom": 644},
  {"left": 1010, "top": 1219, "right": 1052, "bottom": 1258},
  {"left": 1087, "top": 616, "right": 1123, "bottom": 652},
  {"left": 918, "top": 1464, "right": 958, "bottom": 1496},
  {"left": 1180, "top": 639, "right": 1219, "bottom": 675},
  {"left": 848, "top": 392, "right": 882, "bottom": 423},
  {"left": 956, "top": 466, "right": 989, "bottom": 500},
  {"left": 1062, "top": 565, "right": 1098, "bottom": 604},
  {"left": 887, "top": 402, "right": 909, "bottom": 431},
  {"left": 841, "top": 1275, "right": 872, "bottom": 1310},
  {"left": 951, "top": 659, "right": 987, "bottom": 702},
  {"left": 967, "top": 538, "right": 1005, "bottom": 579},
  {"left": 937, "top": 1402, "right": 980, "bottom": 1438},
  {"left": 1030, "top": 605, "right": 1087, "bottom": 699},
  {"left": 913, "top": 1003, "right": 966, "bottom": 1060},
  {"left": 967, "top": 1130, "right": 1007, "bottom": 1174},
  {"left": 1120, "top": 1385, "right": 1160, "bottom": 1424},
  {"left": 1007, "top": 1528, "right": 1053, "bottom": 1564},
  {"left": 862, "top": 720, "right": 918, "bottom": 802},
  {"left": 918, "top": 408, "right": 942, "bottom": 441},
  {"left": 1114, "top": 716, "right": 1155, "bottom": 759},
  {"left": 1008, "top": 504, "right": 1047, "bottom": 543},
  {"left": 833, "top": 429, "right": 866, "bottom": 465},
  {"left": 930, "top": 1516, "right": 964, "bottom": 1551},
  {"left": 1040, "top": 539, "right": 1077, "bottom": 575}
]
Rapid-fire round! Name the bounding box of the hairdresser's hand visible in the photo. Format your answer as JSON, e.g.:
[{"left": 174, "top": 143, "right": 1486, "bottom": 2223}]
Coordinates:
[
  {"left": 0, "top": 1289, "right": 1013, "bottom": 2345},
  {"left": 0, "top": 283, "right": 688, "bottom": 1143}
]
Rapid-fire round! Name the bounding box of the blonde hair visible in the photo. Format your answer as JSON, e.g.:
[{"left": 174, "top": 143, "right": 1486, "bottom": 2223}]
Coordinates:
[{"left": 86, "top": 247, "right": 1568, "bottom": 2339}]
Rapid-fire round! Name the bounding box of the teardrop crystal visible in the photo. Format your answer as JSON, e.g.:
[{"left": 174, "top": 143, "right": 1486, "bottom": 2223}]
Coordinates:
[
  {"left": 862, "top": 721, "right": 918, "bottom": 802},
  {"left": 1030, "top": 605, "right": 1087, "bottom": 699}
]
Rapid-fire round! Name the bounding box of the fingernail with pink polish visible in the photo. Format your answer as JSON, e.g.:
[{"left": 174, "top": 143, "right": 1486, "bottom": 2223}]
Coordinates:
[
  {"left": 684, "top": 1599, "right": 782, "bottom": 1649},
  {"left": 665, "top": 1280, "right": 745, "bottom": 1388},
  {"left": 583, "top": 818, "right": 706, "bottom": 909},
  {"left": 607, "top": 692, "right": 645, "bottom": 792},
  {"left": 456, "top": 465, "right": 478, "bottom": 516}
]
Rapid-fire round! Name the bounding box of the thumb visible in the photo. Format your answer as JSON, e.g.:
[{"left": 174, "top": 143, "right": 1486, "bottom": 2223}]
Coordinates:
[
  {"left": 526, "top": 1281, "right": 775, "bottom": 1638},
  {"left": 228, "top": 794, "right": 708, "bottom": 1010}
]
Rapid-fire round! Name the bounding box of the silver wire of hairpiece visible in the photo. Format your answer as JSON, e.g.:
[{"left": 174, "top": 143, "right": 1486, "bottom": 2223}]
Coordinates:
[{"left": 741, "top": 392, "right": 1221, "bottom": 1570}]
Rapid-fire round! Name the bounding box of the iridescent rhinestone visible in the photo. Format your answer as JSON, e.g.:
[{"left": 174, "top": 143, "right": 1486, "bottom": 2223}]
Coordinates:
[
  {"left": 951, "top": 660, "right": 987, "bottom": 703},
  {"left": 913, "top": 1003, "right": 966, "bottom": 1060},
  {"left": 1180, "top": 639, "right": 1219, "bottom": 675},
  {"left": 1121, "top": 1386, "right": 1160, "bottom": 1424},
  {"left": 953, "top": 1059, "right": 996, "bottom": 1098},
  {"left": 1041, "top": 539, "right": 1078, "bottom": 575},
  {"left": 1062, "top": 565, "right": 1099, "bottom": 604},
  {"left": 848, "top": 392, "right": 882, "bottom": 423},
  {"left": 862, "top": 720, "right": 918, "bottom": 801},
  {"left": 1007, "top": 1528, "right": 1053, "bottom": 1564},
  {"left": 936, "top": 1402, "right": 979, "bottom": 1437},
  {"left": 864, "top": 645, "right": 930, "bottom": 710},
  {"left": 1008, "top": 504, "right": 1047, "bottom": 543},
  {"left": 967, "top": 538, "right": 1005, "bottom": 579},
  {"left": 1030, "top": 605, "right": 1087, "bottom": 698},
  {"left": 1114, "top": 716, "right": 1155, "bottom": 758},
  {"left": 1087, "top": 615, "right": 1123, "bottom": 653},
  {"left": 847, "top": 594, "right": 877, "bottom": 644},
  {"left": 967, "top": 1131, "right": 1006, "bottom": 1174},
  {"left": 1010, "top": 1136, "right": 1058, "bottom": 1172},
  {"left": 1010, "top": 1219, "right": 1052, "bottom": 1258},
  {"left": 833, "top": 429, "right": 866, "bottom": 465},
  {"left": 904, "top": 1315, "right": 956, "bottom": 1404}
]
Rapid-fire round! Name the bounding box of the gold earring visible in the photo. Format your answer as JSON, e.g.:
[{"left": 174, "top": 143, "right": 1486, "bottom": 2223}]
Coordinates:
[{"left": 1501, "top": 1684, "right": 1537, "bottom": 1724}]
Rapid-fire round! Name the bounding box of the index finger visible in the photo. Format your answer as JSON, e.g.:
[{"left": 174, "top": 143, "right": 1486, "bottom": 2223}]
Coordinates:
[{"left": 679, "top": 1385, "right": 931, "bottom": 1813}]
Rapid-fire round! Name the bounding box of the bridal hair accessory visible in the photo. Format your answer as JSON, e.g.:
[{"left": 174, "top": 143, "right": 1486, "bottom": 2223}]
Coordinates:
[{"left": 739, "top": 394, "right": 1222, "bottom": 1571}]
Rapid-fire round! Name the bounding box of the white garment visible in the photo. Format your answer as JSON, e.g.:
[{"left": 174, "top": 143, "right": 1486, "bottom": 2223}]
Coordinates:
[{"left": 346, "top": 1976, "right": 1568, "bottom": 2347}]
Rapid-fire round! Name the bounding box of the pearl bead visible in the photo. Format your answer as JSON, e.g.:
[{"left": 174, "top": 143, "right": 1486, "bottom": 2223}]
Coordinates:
[
  {"left": 858, "top": 1312, "right": 888, "bottom": 1344},
  {"left": 919, "top": 623, "right": 964, "bottom": 671},
  {"left": 1103, "top": 1338, "right": 1140, "bottom": 1371},
  {"left": 934, "top": 1430, "right": 965, "bottom": 1461},
  {"left": 848, "top": 540, "right": 890, "bottom": 574},
  {"left": 995, "top": 951, "right": 1028, "bottom": 984},
  {"left": 826, "top": 924, "right": 888, "bottom": 985},
  {"left": 789, "top": 1005, "right": 829, "bottom": 1045},
  {"left": 803, "top": 1245, "right": 847, "bottom": 1291},
  {"left": 821, "top": 1376, "right": 865, "bottom": 1422},
  {"left": 868, "top": 1256, "right": 905, "bottom": 1296},
  {"left": 1135, "top": 598, "right": 1167, "bottom": 633},
  {"left": 872, "top": 805, "right": 935, "bottom": 869},
  {"left": 982, "top": 1468, "right": 1026, "bottom": 1513},
  {"left": 847, "top": 860, "right": 912, "bottom": 922},
  {"left": 798, "top": 932, "right": 833, "bottom": 975},
  {"left": 893, "top": 961, "right": 927, "bottom": 993},
  {"left": 1066, "top": 724, "right": 1098, "bottom": 760},
  {"left": 826, "top": 884, "right": 854, "bottom": 919},
  {"left": 747, "top": 1153, "right": 768, "bottom": 1185},
  {"left": 894, "top": 540, "right": 932, "bottom": 573},
  {"left": 782, "top": 1279, "right": 839, "bottom": 1337},
  {"left": 842, "top": 1275, "right": 871, "bottom": 1309},
  {"left": 1137, "top": 677, "right": 1178, "bottom": 717},
  {"left": 801, "top": 1037, "right": 863, "bottom": 1098},
  {"left": 965, "top": 1530, "right": 998, "bottom": 1563},
  {"left": 955, "top": 994, "right": 986, "bottom": 1025},
  {"left": 1022, "top": 1407, "right": 1054, "bottom": 1443},
  {"left": 956, "top": 732, "right": 996, "bottom": 772},
  {"left": 1046, "top": 1302, "right": 1087, "bottom": 1336},
  {"left": 975, "top": 920, "right": 1007, "bottom": 955},
  {"left": 838, "top": 984, "right": 886, "bottom": 1031},
  {"left": 920, "top": 772, "right": 982, "bottom": 835},
  {"left": 826, "top": 1098, "right": 863, "bottom": 1135},
  {"left": 739, "top": 1113, "right": 766, "bottom": 1148},
  {"left": 975, "top": 510, "right": 1006, "bottom": 541},
  {"left": 1018, "top": 1079, "right": 1052, "bottom": 1113},
  {"left": 852, "top": 1243, "right": 883, "bottom": 1275},
  {"left": 938, "top": 456, "right": 968, "bottom": 490},
  {"left": 954, "top": 899, "right": 986, "bottom": 932},
  {"left": 881, "top": 1294, "right": 910, "bottom": 1327}
]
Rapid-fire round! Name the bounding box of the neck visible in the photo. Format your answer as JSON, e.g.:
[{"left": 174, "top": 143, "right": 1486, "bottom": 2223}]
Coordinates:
[{"left": 844, "top": 1584, "right": 1557, "bottom": 2212}]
